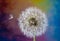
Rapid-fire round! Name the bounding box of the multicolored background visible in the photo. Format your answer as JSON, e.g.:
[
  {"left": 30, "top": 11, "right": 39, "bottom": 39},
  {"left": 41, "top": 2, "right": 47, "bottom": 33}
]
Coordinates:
[{"left": 0, "top": 0, "right": 60, "bottom": 41}]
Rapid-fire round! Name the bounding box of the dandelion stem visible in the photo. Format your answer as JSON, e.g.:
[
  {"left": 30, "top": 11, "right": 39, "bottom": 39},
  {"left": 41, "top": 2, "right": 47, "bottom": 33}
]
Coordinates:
[{"left": 33, "top": 36, "right": 36, "bottom": 41}]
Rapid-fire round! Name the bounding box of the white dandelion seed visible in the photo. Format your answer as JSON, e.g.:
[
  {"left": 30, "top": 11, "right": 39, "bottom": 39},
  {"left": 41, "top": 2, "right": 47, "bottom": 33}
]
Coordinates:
[
  {"left": 18, "top": 7, "right": 48, "bottom": 38},
  {"left": 9, "top": 14, "right": 13, "bottom": 20}
]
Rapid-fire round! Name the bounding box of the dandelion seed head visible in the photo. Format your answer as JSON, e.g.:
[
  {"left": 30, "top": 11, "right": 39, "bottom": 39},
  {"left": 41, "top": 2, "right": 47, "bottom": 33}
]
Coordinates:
[{"left": 18, "top": 7, "right": 48, "bottom": 38}]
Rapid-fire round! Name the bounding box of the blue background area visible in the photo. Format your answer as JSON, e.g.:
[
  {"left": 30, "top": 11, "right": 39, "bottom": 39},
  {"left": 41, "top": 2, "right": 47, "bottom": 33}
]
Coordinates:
[{"left": 46, "top": 0, "right": 60, "bottom": 41}]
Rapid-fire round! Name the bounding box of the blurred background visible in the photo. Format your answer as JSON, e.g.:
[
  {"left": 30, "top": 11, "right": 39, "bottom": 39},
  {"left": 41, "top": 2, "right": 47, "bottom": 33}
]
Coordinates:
[{"left": 0, "top": 0, "right": 60, "bottom": 41}]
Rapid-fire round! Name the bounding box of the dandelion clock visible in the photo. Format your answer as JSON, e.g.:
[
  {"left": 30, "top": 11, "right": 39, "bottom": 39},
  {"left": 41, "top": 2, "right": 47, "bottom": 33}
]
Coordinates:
[{"left": 18, "top": 7, "right": 48, "bottom": 41}]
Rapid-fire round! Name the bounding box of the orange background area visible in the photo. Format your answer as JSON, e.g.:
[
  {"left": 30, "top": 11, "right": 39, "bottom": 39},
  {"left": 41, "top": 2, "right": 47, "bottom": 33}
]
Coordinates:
[{"left": 5, "top": 0, "right": 35, "bottom": 18}]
